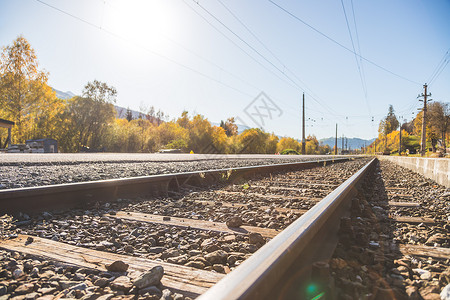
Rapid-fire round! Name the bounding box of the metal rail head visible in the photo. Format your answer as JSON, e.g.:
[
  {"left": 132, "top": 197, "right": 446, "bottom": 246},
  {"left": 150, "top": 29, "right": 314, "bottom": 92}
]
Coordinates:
[
  {"left": 198, "top": 158, "right": 376, "bottom": 300},
  {"left": 0, "top": 157, "right": 354, "bottom": 214}
]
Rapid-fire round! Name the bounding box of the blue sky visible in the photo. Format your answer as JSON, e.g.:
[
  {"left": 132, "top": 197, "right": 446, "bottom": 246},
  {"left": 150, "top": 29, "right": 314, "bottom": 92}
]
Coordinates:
[{"left": 1, "top": 0, "right": 449, "bottom": 140}]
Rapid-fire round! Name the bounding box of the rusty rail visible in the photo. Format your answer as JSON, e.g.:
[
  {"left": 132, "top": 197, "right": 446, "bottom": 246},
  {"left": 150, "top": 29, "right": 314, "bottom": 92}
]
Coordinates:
[
  {"left": 0, "top": 157, "right": 354, "bottom": 214},
  {"left": 198, "top": 158, "right": 376, "bottom": 300}
]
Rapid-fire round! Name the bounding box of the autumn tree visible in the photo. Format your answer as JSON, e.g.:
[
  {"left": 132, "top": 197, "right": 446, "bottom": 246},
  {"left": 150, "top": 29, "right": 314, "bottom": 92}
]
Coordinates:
[
  {"left": 266, "top": 133, "right": 279, "bottom": 154},
  {"left": 379, "top": 105, "right": 399, "bottom": 150},
  {"left": 220, "top": 117, "right": 238, "bottom": 137},
  {"left": 238, "top": 128, "right": 269, "bottom": 154},
  {"left": 428, "top": 101, "right": 450, "bottom": 152},
  {"left": 0, "top": 36, "right": 63, "bottom": 143},
  {"left": 276, "top": 137, "right": 301, "bottom": 153},
  {"left": 305, "top": 135, "right": 319, "bottom": 154}
]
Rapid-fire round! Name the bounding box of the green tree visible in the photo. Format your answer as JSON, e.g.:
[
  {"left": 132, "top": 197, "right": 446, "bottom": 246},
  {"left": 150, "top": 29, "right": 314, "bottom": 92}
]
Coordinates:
[
  {"left": 126, "top": 107, "right": 133, "bottom": 122},
  {"left": 65, "top": 81, "right": 117, "bottom": 150}
]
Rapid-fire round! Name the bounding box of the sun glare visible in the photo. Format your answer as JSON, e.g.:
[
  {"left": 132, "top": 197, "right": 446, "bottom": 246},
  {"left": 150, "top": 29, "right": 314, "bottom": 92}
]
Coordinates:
[{"left": 103, "top": 0, "right": 179, "bottom": 52}]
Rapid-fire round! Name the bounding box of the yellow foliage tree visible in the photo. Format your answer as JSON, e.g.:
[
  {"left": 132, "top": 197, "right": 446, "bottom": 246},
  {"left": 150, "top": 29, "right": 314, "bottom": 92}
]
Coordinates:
[
  {"left": 0, "top": 36, "right": 62, "bottom": 143},
  {"left": 276, "top": 137, "right": 301, "bottom": 153}
]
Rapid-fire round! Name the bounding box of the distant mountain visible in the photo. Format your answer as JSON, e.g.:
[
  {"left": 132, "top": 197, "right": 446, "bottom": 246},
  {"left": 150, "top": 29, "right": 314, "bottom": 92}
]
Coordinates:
[
  {"left": 53, "top": 88, "right": 76, "bottom": 100},
  {"left": 319, "top": 137, "right": 376, "bottom": 149},
  {"left": 115, "top": 106, "right": 141, "bottom": 119}
]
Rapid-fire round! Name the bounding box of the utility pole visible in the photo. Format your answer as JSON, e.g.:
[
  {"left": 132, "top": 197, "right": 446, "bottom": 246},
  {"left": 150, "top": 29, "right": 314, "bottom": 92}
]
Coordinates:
[
  {"left": 334, "top": 124, "right": 338, "bottom": 155},
  {"left": 302, "top": 93, "right": 306, "bottom": 155},
  {"left": 399, "top": 116, "right": 403, "bottom": 155},
  {"left": 418, "top": 84, "right": 432, "bottom": 156}
]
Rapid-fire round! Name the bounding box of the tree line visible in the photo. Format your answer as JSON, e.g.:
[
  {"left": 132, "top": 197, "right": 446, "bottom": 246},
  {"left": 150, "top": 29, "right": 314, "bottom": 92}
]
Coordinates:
[
  {"left": 0, "top": 36, "right": 332, "bottom": 154},
  {"left": 372, "top": 102, "right": 450, "bottom": 155}
]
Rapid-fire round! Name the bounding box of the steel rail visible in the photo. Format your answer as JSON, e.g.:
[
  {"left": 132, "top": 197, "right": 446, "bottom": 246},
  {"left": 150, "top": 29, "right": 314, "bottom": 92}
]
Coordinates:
[
  {"left": 0, "top": 157, "right": 354, "bottom": 214},
  {"left": 198, "top": 158, "right": 376, "bottom": 300}
]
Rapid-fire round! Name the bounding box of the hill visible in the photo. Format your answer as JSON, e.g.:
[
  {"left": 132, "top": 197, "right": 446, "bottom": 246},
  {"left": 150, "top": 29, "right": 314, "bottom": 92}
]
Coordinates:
[
  {"left": 319, "top": 137, "right": 376, "bottom": 150},
  {"left": 53, "top": 88, "right": 75, "bottom": 100}
]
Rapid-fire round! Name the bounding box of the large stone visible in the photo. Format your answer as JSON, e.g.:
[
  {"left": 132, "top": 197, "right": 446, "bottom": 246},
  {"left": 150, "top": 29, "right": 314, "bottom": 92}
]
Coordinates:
[
  {"left": 248, "top": 233, "right": 265, "bottom": 245},
  {"left": 94, "top": 278, "right": 109, "bottom": 288},
  {"left": 106, "top": 261, "right": 129, "bottom": 273},
  {"left": 226, "top": 216, "right": 243, "bottom": 228},
  {"left": 59, "top": 281, "right": 80, "bottom": 290},
  {"left": 441, "top": 284, "right": 450, "bottom": 300},
  {"left": 138, "top": 286, "right": 162, "bottom": 297},
  {"left": 133, "top": 266, "right": 164, "bottom": 289},
  {"left": 185, "top": 261, "right": 205, "bottom": 269},
  {"left": 205, "top": 250, "right": 228, "bottom": 264},
  {"left": 111, "top": 276, "right": 132, "bottom": 292},
  {"left": 96, "top": 294, "right": 114, "bottom": 300},
  {"left": 15, "top": 283, "right": 34, "bottom": 295}
]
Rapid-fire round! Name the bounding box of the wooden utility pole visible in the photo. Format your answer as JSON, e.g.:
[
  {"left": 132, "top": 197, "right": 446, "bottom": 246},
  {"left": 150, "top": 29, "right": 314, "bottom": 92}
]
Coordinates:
[
  {"left": 399, "top": 127, "right": 402, "bottom": 154},
  {"left": 419, "top": 84, "right": 432, "bottom": 156},
  {"left": 302, "top": 93, "right": 306, "bottom": 155},
  {"left": 334, "top": 124, "right": 338, "bottom": 155}
]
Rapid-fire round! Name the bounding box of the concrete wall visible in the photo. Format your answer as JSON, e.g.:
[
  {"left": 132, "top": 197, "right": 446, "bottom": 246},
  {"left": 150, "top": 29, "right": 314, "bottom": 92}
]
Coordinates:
[{"left": 378, "top": 156, "right": 450, "bottom": 188}]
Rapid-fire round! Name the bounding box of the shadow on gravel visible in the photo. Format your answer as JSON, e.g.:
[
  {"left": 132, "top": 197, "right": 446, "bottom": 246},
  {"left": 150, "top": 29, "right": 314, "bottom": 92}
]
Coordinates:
[{"left": 329, "top": 160, "right": 410, "bottom": 300}]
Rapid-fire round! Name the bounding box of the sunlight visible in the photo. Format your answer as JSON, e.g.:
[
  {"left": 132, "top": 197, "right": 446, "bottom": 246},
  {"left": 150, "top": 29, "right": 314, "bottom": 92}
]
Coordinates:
[{"left": 102, "top": 0, "right": 179, "bottom": 51}]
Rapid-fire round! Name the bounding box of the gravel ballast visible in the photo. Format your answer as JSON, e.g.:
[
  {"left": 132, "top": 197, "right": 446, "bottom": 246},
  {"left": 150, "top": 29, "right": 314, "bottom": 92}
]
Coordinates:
[{"left": 0, "top": 154, "right": 348, "bottom": 190}]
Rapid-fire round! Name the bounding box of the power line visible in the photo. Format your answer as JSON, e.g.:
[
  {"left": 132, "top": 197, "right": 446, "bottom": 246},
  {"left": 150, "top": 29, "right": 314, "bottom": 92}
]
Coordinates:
[
  {"left": 190, "top": 0, "right": 305, "bottom": 92},
  {"left": 340, "top": 0, "right": 371, "bottom": 116},
  {"left": 181, "top": 0, "right": 304, "bottom": 94},
  {"left": 268, "top": 0, "right": 421, "bottom": 86},
  {"left": 35, "top": 0, "right": 256, "bottom": 98},
  {"left": 185, "top": 0, "right": 349, "bottom": 121},
  {"left": 428, "top": 47, "right": 450, "bottom": 86},
  {"left": 212, "top": 0, "right": 350, "bottom": 121}
]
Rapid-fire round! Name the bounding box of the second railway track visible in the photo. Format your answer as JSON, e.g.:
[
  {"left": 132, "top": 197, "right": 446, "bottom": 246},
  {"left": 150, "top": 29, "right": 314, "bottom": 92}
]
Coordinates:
[{"left": 0, "top": 157, "right": 448, "bottom": 299}]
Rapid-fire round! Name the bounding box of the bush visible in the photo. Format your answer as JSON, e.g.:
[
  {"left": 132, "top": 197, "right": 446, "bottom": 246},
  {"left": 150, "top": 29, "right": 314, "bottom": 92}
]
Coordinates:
[{"left": 280, "top": 149, "right": 300, "bottom": 155}]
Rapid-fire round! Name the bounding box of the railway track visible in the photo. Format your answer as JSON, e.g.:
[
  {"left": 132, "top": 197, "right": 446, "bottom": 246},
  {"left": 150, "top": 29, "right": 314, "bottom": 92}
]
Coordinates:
[{"left": 0, "top": 157, "right": 448, "bottom": 299}]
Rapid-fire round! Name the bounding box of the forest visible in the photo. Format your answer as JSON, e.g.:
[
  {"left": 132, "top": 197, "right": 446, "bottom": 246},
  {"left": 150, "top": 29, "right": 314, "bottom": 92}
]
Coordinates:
[{"left": 0, "top": 36, "right": 330, "bottom": 154}]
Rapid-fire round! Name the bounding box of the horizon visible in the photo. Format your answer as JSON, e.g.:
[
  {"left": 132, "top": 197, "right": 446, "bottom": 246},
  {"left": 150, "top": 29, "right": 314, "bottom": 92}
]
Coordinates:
[{"left": 2, "top": 0, "right": 449, "bottom": 140}]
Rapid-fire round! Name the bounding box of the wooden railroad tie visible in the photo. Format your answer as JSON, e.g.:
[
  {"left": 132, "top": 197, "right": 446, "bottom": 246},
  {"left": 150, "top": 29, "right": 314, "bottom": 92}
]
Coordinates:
[
  {"left": 193, "top": 200, "right": 308, "bottom": 215},
  {"left": 391, "top": 216, "right": 435, "bottom": 224},
  {"left": 400, "top": 244, "right": 450, "bottom": 260},
  {"left": 258, "top": 180, "right": 339, "bottom": 187},
  {"left": 0, "top": 235, "right": 224, "bottom": 298},
  {"left": 388, "top": 201, "right": 420, "bottom": 207},
  {"left": 214, "top": 190, "right": 322, "bottom": 202},
  {"left": 109, "top": 211, "right": 280, "bottom": 238}
]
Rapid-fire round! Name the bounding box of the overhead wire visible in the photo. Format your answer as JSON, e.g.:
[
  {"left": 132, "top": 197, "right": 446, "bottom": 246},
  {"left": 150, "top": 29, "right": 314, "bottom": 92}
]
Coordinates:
[
  {"left": 189, "top": 0, "right": 304, "bottom": 91},
  {"left": 427, "top": 47, "right": 450, "bottom": 86},
  {"left": 35, "top": 0, "right": 258, "bottom": 99},
  {"left": 190, "top": 0, "right": 351, "bottom": 122},
  {"left": 340, "top": 0, "right": 371, "bottom": 116},
  {"left": 180, "top": 0, "right": 300, "bottom": 93},
  {"left": 268, "top": 0, "right": 421, "bottom": 86},
  {"left": 214, "top": 0, "right": 352, "bottom": 123}
]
